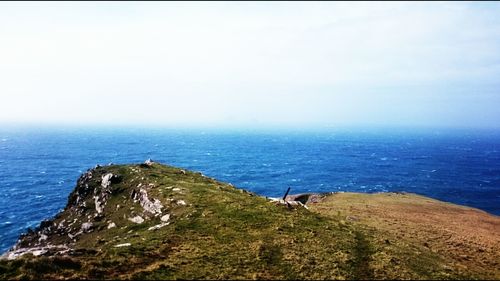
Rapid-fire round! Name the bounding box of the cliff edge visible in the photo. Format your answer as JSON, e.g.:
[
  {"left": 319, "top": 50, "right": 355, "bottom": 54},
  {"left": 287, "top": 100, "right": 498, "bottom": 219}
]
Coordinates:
[{"left": 0, "top": 161, "right": 498, "bottom": 280}]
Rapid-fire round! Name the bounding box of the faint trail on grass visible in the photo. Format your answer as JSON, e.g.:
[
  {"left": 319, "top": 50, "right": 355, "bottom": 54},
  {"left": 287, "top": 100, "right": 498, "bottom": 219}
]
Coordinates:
[{"left": 350, "top": 230, "right": 374, "bottom": 280}]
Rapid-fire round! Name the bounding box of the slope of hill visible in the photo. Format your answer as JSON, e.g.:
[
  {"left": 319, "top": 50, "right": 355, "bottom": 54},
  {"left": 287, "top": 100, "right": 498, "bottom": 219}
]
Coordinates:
[{"left": 0, "top": 161, "right": 498, "bottom": 280}]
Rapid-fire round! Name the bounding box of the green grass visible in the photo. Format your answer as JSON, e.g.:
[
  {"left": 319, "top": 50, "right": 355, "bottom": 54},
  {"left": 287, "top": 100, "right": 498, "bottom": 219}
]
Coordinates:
[{"left": 0, "top": 163, "right": 493, "bottom": 280}]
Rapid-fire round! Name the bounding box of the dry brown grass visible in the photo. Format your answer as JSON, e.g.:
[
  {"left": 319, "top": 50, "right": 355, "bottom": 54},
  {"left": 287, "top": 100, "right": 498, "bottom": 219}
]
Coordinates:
[{"left": 310, "top": 192, "right": 500, "bottom": 280}]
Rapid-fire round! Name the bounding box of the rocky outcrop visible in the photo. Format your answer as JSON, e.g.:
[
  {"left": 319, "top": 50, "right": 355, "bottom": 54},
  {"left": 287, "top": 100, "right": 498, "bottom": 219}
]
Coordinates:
[
  {"left": 2, "top": 245, "right": 70, "bottom": 260},
  {"left": 1, "top": 164, "right": 141, "bottom": 259},
  {"left": 93, "top": 173, "right": 122, "bottom": 214},
  {"left": 1, "top": 162, "right": 498, "bottom": 280},
  {"left": 101, "top": 173, "right": 114, "bottom": 189},
  {"left": 268, "top": 192, "right": 328, "bottom": 209},
  {"left": 135, "top": 188, "right": 164, "bottom": 215}
]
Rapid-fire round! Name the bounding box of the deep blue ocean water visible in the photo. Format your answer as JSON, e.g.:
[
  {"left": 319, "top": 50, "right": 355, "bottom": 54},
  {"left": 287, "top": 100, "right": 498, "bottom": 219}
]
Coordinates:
[{"left": 1, "top": 127, "right": 499, "bottom": 252}]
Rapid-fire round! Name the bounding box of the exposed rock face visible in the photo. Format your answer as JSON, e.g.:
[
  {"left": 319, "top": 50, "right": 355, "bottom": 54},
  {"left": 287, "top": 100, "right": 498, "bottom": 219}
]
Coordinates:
[
  {"left": 285, "top": 193, "right": 326, "bottom": 205},
  {"left": 267, "top": 192, "right": 329, "bottom": 209},
  {"left": 93, "top": 173, "right": 122, "bottom": 214},
  {"left": 3, "top": 245, "right": 70, "bottom": 260},
  {"left": 138, "top": 189, "right": 163, "bottom": 215},
  {"left": 1, "top": 165, "right": 128, "bottom": 259},
  {"left": 101, "top": 173, "right": 114, "bottom": 189},
  {"left": 0, "top": 163, "right": 194, "bottom": 267},
  {"left": 94, "top": 196, "right": 104, "bottom": 214},
  {"left": 2, "top": 163, "right": 498, "bottom": 280}
]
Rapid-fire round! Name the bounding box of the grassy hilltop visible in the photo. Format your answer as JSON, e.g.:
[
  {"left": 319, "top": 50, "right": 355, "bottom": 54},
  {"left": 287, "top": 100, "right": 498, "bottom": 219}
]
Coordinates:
[{"left": 0, "top": 162, "right": 498, "bottom": 280}]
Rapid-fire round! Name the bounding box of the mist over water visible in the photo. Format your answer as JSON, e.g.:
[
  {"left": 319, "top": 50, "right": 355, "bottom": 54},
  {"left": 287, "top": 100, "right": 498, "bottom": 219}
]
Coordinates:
[{"left": 0, "top": 127, "right": 499, "bottom": 252}]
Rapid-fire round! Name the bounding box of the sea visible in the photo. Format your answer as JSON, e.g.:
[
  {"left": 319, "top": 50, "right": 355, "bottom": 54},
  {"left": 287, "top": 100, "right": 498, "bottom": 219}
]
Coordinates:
[{"left": 1, "top": 126, "right": 499, "bottom": 252}]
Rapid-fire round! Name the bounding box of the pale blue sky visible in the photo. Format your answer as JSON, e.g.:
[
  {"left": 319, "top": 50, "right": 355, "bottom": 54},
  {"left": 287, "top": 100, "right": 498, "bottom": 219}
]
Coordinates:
[{"left": 1, "top": 2, "right": 499, "bottom": 129}]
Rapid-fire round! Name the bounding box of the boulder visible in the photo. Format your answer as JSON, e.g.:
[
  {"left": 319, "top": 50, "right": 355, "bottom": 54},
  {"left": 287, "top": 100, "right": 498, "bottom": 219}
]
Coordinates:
[
  {"left": 81, "top": 222, "right": 93, "bottom": 233},
  {"left": 161, "top": 214, "right": 170, "bottom": 222},
  {"left": 128, "top": 216, "right": 144, "bottom": 224}
]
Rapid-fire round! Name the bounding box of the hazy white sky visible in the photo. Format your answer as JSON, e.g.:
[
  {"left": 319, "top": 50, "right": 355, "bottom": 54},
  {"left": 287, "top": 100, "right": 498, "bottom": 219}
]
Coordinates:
[{"left": 1, "top": 1, "right": 499, "bottom": 128}]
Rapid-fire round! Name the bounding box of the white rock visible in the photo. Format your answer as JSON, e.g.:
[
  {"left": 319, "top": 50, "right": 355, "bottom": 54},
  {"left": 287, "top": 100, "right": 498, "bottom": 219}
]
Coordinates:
[
  {"left": 177, "top": 200, "right": 187, "bottom": 206},
  {"left": 81, "top": 222, "right": 93, "bottom": 232},
  {"left": 128, "top": 216, "right": 144, "bottom": 224},
  {"left": 107, "top": 222, "right": 116, "bottom": 229},
  {"left": 138, "top": 188, "right": 163, "bottom": 214},
  {"left": 32, "top": 249, "right": 47, "bottom": 256},
  {"left": 172, "top": 188, "right": 181, "bottom": 192},
  {"left": 81, "top": 222, "right": 92, "bottom": 232},
  {"left": 148, "top": 222, "right": 169, "bottom": 231},
  {"left": 160, "top": 214, "right": 170, "bottom": 222},
  {"left": 57, "top": 220, "right": 65, "bottom": 230},
  {"left": 114, "top": 243, "right": 131, "bottom": 248},
  {"left": 2, "top": 245, "right": 70, "bottom": 260},
  {"left": 94, "top": 196, "right": 103, "bottom": 214},
  {"left": 38, "top": 234, "right": 48, "bottom": 242},
  {"left": 101, "top": 173, "right": 114, "bottom": 188}
]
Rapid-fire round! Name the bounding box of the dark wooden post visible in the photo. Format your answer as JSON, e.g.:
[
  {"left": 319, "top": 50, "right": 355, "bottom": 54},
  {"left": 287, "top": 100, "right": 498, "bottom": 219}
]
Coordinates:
[{"left": 282, "top": 187, "right": 291, "bottom": 201}]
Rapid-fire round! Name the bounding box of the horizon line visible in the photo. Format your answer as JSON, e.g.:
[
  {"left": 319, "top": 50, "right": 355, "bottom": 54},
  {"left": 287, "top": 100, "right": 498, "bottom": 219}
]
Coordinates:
[{"left": 1, "top": 121, "right": 500, "bottom": 132}]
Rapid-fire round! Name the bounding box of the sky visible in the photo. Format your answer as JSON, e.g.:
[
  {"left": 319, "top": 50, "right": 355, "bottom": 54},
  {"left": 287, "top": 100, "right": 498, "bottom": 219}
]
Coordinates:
[{"left": 0, "top": 1, "right": 499, "bottom": 129}]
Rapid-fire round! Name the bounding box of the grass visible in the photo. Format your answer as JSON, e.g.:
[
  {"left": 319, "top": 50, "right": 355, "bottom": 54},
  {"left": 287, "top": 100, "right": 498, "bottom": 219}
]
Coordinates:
[{"left": 0, "top": 163, "right": 498, "bottom": 280}]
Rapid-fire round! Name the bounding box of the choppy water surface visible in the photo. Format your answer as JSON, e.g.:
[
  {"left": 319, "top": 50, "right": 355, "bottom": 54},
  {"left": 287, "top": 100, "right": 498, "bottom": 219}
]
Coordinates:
[{"left": 1, "top": 127, "right": 499, "bottom": 252}]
